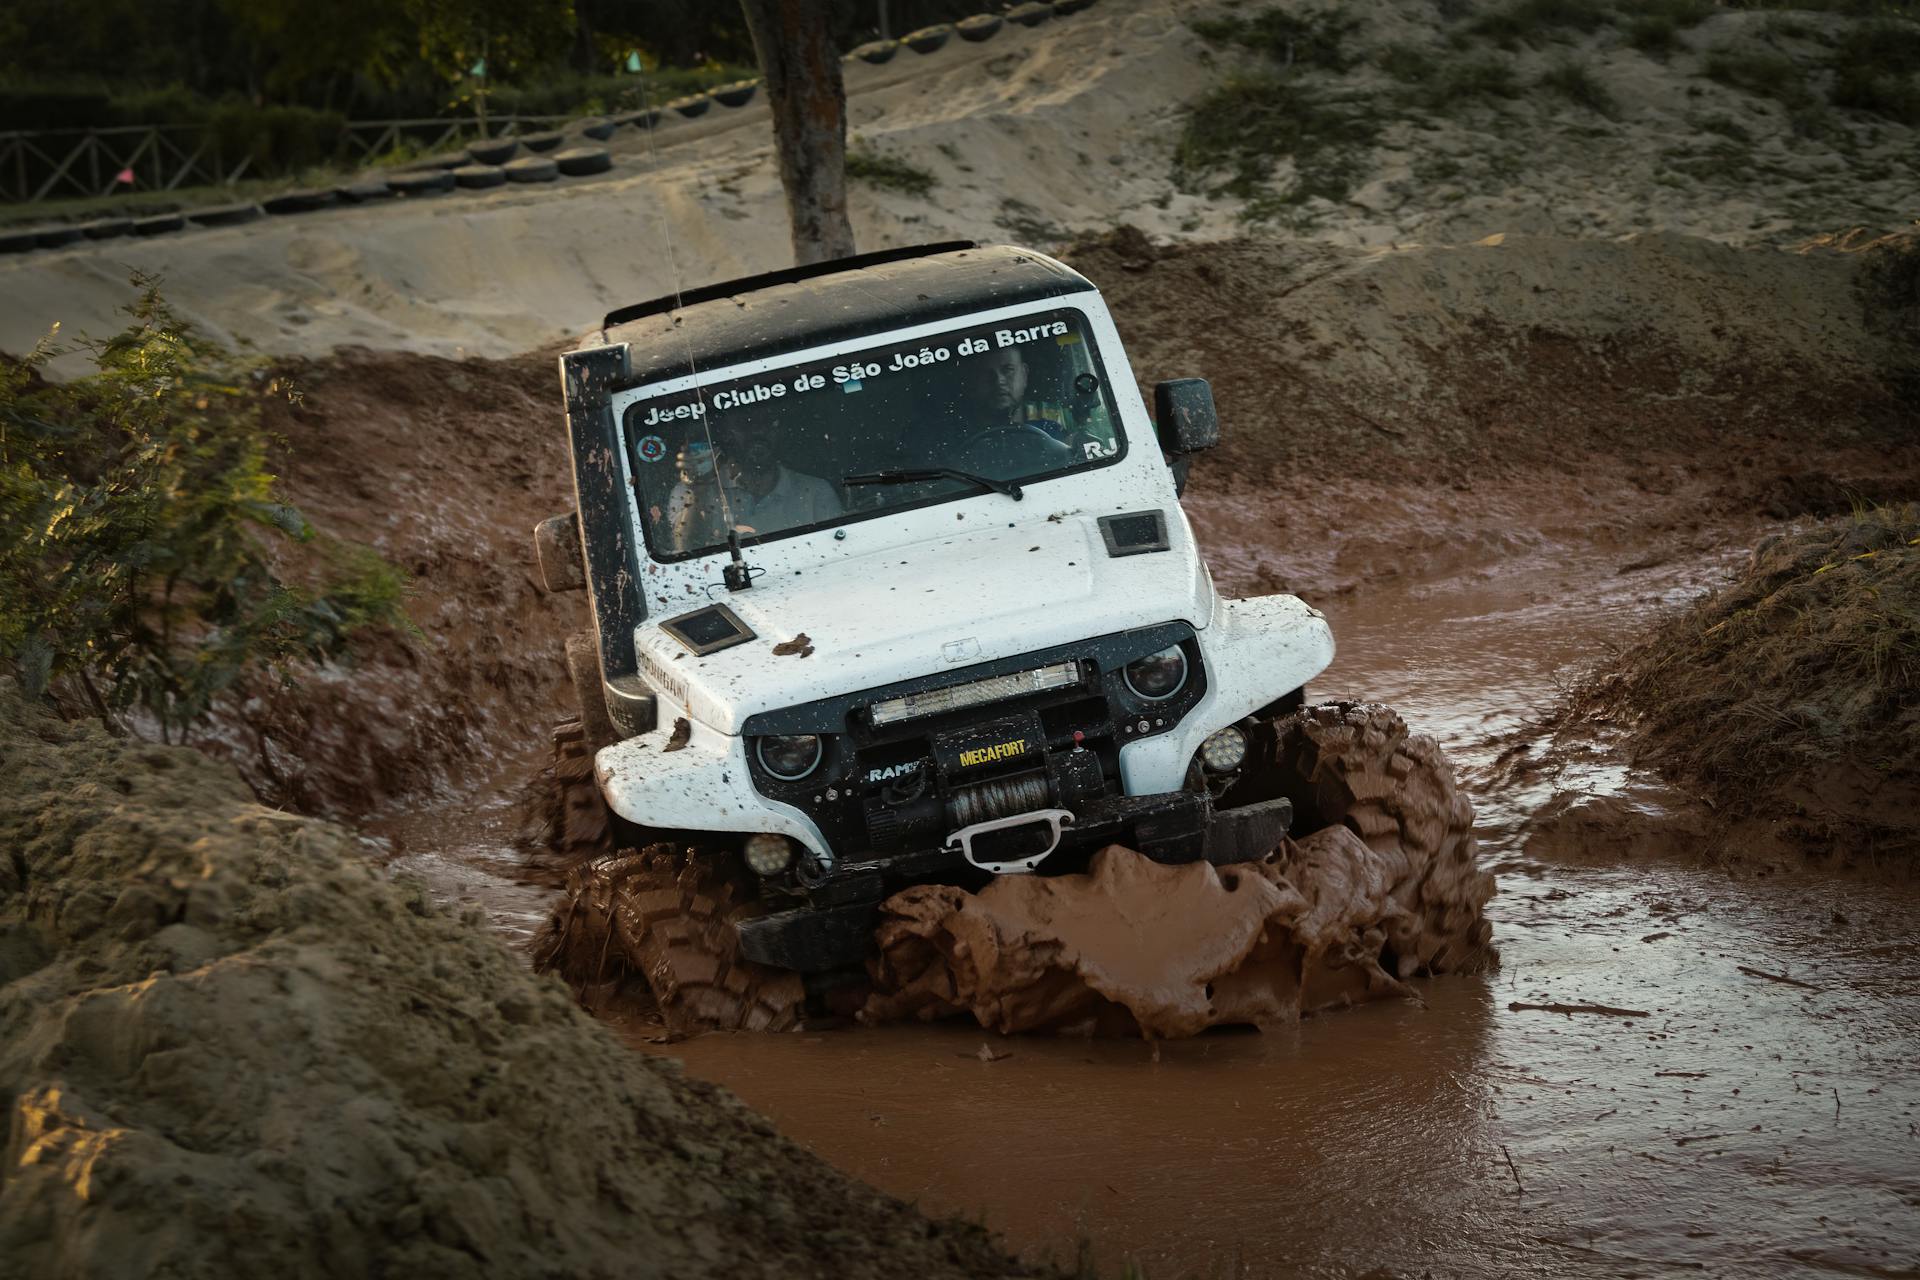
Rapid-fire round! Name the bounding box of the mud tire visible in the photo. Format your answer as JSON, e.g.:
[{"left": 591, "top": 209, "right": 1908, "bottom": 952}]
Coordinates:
[
  {"left": 539, "top": 847, "right": 805, "bottom": 1035},
  {"left": 537, "top": 718, "right": 615, "bottom": 867},
  {"left": 1265, "top": 701, "right": 1497, "bottom": 977}
]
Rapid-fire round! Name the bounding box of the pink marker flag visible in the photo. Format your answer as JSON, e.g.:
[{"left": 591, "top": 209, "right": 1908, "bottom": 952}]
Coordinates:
[{"left": 114, "top": 167, "right": 135, "bottom": 185}]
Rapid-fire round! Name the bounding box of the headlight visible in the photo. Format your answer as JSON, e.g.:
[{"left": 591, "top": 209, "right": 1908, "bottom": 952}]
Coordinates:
[
  {"left": 755, "top": 734, "right": 822, "bottom": 780},
  {"left": 1123, "top": 644, "right": 1188, "bottom": 701},
  {"left": 1200, "top": 725, "right": 1248, "bottom": 773},
  {"left": 743, "top": 833, "right": 795, "bottom": 875}
]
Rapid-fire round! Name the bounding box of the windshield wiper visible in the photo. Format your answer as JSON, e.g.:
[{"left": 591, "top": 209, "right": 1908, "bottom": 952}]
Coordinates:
[{"left": 843, "top": 468, "right": 1024, "bottom": 500}]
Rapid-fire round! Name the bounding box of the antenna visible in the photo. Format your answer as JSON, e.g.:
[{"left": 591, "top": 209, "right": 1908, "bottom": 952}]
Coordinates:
[
  {"left": 627, "top": 60, "right": 736, "bottom": 538},
  {"left": 723, "top": 529, "right": 754, "bottom": 592}
]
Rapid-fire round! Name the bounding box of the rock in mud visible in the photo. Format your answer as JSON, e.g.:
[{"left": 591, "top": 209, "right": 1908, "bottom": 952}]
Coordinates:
[
  {"left": 0, "top": 688, "right": 1036, "bottom": 1279},
  {"left": 862, "top": 831, "right": 1482, "bottom": 1038}
]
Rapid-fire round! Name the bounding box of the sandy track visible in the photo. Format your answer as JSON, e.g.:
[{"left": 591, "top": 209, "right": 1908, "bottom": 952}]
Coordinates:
[{"left": 4, "top": 0, "right": 1913, "bottom": 376}]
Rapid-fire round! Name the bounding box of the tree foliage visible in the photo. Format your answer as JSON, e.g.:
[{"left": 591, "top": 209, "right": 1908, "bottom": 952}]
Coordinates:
[{"left": 0, "top": 280, "right": 410, "bottom": 740}]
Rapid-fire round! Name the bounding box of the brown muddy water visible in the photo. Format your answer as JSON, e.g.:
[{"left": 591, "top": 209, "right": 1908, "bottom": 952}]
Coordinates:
[{"left": 373, "top": 518, "right": 1920, "bottom": 1278}]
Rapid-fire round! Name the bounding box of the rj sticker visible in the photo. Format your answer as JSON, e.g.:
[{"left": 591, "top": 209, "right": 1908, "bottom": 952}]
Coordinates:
[{"left": 638, "top": 434, "right": 666, "bottom": 463}]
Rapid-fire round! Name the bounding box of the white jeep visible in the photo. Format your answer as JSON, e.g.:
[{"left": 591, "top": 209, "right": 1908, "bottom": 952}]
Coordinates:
[{"left": 532, "top": 242, "right": 1482, "bottom": 1031}]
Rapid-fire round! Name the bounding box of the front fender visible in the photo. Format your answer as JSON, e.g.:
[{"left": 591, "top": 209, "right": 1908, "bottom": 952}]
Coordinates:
[
  {"left": 1117, "top": 594, "right": 1334, "bottom": 795},
  {"left": 594, "top": 717, "right": 832, "bottom": 858}
]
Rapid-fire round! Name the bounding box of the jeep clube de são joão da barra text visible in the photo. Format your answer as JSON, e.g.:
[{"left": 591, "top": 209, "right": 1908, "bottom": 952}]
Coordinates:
[{"left": 534, "top": 242, "right": 1349, "bottom": 1029}]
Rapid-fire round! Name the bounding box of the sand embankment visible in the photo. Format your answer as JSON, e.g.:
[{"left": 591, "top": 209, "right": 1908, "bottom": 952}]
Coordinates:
[{"left": 0, "top": 686, "right": 1039, "bottom": 1278}]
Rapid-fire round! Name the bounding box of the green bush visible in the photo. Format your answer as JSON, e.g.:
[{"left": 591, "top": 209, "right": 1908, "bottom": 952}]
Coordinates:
[
  {"left": 1537, "top": 58, "right": 1618, "bottom": 113},
  {"left": 1623, "top": 3, "right": 1712, "bottom": 58},
  {"left": 206, "top": 102, "right": 348, "bottom": 175},
  {"left": 1704, "top": 47, "right": 1813, "bottom": 106},
  {"left": 1173, "top": 74, "right": 1379, "bottom": 224},
  {"left": 0, "top": 280, "right": 409, "bottom": 740},
  {"left": 1622, "top": 0, "right": 1716, "bottom": 22},
  {"left": 1467, "top": 0, "right": 1613, "bottom": 48},
  {"left": 846, "top": 146, "right": 937, "bottom": 198},
  {"left": 1378, "top": 43, "right": 1440, "bottom": 84},
  {"left": 1420, "top": 55, "right": 1524, "bottom": 109},
  {"left": 1190, "top": 8, "right": 1361, "bottom": 71},
  {"left": 1827, "top": 17, "right": 1920, "bottom": 121}
]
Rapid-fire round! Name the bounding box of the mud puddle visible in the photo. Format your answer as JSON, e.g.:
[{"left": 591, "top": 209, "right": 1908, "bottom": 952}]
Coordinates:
[
  {"left": 360, "top": 751, "right": 557, "bottom": 947},
  {"left": 627, "top": 528, "right": 1920, "bottom": 1277},
  {"left": 373, "top": 509, "right": 1920, "bottom": 1275}
]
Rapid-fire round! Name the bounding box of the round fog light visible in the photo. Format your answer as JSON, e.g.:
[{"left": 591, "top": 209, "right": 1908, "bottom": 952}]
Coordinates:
[
  {"left": 743, "top": 833, "right": 795, "bottom": 876},
  {"left": 1200, "top": 725, "right": 1249, "bottom": 773}
]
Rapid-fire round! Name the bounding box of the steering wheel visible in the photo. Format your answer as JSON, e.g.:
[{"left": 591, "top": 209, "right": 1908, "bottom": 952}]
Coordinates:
[{"left": 955, "top": 421, "right": 1071, "bottom": 473}]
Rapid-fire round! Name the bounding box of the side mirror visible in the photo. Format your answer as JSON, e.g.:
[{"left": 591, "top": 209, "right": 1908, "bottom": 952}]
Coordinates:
[
  {"left": 1153, "top": 378, "right": 1220, "bottom": 456},
  {"left": 534, "top": 512, "right": 586, "bottom": 593}
]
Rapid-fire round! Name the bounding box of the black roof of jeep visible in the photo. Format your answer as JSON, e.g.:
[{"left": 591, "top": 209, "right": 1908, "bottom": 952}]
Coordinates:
[{"left": 598, "top": 241, "right": 1098, "bottom": 393}]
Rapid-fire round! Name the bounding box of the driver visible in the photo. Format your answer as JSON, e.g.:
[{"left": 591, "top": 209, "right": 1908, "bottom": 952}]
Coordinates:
[
  {"left": 669, "top": 418, "right": 840, "bottom": 549},
  {"left": 951, "top": 346, "right": 1072, "bottom": 479}
]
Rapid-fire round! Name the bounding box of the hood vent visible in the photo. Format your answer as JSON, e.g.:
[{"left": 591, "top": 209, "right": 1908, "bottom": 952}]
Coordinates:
[
  {"left": 1098, "top": 510, "right": 1170, "bottom": 558},
  {"left": 661, "top": 603, "right": 756, "bottom": 655}
]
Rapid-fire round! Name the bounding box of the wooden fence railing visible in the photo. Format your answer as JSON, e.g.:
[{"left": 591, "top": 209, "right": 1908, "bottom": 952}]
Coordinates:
[{"left": 0, "top": 115, "right": 572, "bottom": 204}]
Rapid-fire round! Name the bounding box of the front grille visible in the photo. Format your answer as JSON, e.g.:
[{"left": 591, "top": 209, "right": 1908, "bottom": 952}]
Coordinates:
[{"left": 740, "top": 623, "right": 1206, "bottom": 865}]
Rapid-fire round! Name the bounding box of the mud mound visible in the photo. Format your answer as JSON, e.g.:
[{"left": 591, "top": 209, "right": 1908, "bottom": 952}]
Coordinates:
[
  {"left": 0, "top": 688, "right": 1037, "bottom": 1279},
  {"left": 1570, "top": 503, "right": 1920, "bottom": 859},
  {"left": 862, "top": 829, "right": 1487, "bottom": 1038},
  {"left": 1064, "top": 229, "right": 1920, "bottom": 486},
  {"left": 198, "top": 348, "right": 583, "bottom": 822}
]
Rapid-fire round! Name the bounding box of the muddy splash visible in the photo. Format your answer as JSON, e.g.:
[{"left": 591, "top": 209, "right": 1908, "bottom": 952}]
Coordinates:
[
  {"left": 860, "top": 704, "right": 1498, "bottom": 1037},
  {"left": 864, "top": 832, "right": 1443, "bottom": 1037}
]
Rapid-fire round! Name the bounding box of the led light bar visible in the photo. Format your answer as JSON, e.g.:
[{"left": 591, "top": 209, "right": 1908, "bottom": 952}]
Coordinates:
[{"left": 870, "top": 661, "right": 1081, "bottom": 727}]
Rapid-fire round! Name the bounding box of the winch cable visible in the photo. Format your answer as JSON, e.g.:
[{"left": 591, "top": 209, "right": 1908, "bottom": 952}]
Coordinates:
[{"left": 623, "top": 62, "right": 737, "bottom": 537}]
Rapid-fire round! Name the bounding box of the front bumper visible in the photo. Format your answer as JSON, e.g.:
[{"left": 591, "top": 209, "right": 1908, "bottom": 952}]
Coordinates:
[{"left": 735, "top": 791, "right": 1292, "bottom": 972}]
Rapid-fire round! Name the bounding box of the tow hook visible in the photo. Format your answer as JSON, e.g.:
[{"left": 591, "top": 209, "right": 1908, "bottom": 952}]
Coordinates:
[{"left": 942, "top": 808, "right": 1075, "bottom": 875}]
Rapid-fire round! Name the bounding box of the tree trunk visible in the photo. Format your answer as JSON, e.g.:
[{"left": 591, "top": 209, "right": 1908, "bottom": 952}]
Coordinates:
[{"left": 738, "top": 0, "right": 856, "bottom": 266}]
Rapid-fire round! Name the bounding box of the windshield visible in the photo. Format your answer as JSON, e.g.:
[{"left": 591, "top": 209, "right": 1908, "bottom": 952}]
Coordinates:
[{"left": 622, "top": 306, "right": 1124, "bottom": 561}]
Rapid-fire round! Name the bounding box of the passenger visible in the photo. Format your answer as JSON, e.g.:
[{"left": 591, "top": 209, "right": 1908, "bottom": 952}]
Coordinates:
[
  {"left": 671, "top": 419, "right": 840, "bottom": 548},
  {"left": 952, "top": 346, "right": 1072, "bottom": 479}
]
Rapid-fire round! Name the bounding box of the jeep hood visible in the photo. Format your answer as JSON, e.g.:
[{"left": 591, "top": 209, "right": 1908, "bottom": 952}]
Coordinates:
[{"left": 634, "top": 515, "right": 1214, "bottom": 733}]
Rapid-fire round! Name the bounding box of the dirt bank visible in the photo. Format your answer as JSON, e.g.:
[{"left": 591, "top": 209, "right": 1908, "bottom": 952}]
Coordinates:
[
  {"left": 197, "top": 347, "right": 580, "bottom": 824},
  {"left": 1544, "top": 504, "right": 1920, "bottom": 864},
  {"left": 0, "top": 686, "right": 1040, "bottom": 1279},
  {"left": 1065, "top": 226, "right": 1919, "bottom": 486}
]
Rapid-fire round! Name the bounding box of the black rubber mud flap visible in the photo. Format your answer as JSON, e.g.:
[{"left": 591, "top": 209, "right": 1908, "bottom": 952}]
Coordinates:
[
  {"left": 1204, "top": 796, "right": 1294, "bottom": 865},
  {"left": 566, "top": 631, "right": 619, "bottom": 753},
  {"left": 736, "top": 901, "right": 882, "bottom": 971}
]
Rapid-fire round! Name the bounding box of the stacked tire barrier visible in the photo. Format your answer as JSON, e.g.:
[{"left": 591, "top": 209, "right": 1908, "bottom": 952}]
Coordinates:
[{"left": 0, "top": 1, "right": 1101, "bottom": 256}]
